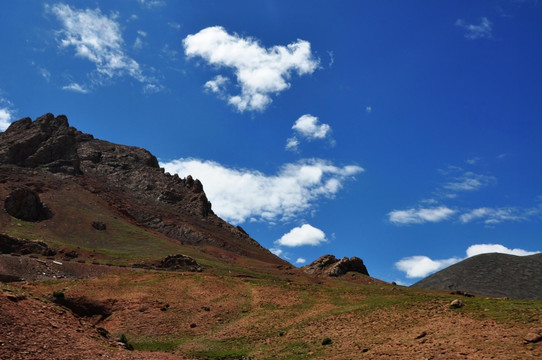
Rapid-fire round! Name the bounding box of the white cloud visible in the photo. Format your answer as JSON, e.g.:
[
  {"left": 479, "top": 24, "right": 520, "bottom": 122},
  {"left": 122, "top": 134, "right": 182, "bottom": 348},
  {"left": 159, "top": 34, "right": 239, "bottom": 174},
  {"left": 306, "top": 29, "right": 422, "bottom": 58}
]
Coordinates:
[
  {"left": 396, "top": 243, "right": 540, "bottom": 278},
  {"left": 443, "top": 171, "right": 496, "bottom": 192},
  {"left": 456, "top": 17, "right": 493, "bottom": 39},
  {"left": 365, "top": 106, "right": 372, "bottom": 113},
  {"left": 396, "top": 256, "right": 462, "bottom": 278},
  {"left": 276, "top": 224, "right": 327, "bottom": 247},
  {"left": 183, "top": 26, "right": 319, "bottom": 112},
  {"left": 133, "top": 30, "right": 147, "bottom": 51},
  {"left": 0, "top": 107, "right": 13, "bottom": 131},
  {"left": 327, "top": 50, "right": 334, "bottom": 67},
  {"left": 270, "top": 248, "right": 283, "bottom": 257},
  {"left": 204, "top": 75, "right": 229, "bottom": 95},
  {"left": 39, "top": 67, "right": 51, "bottom": 81},
  {"left": 285, "top": 136, "right": 299, "bottom": 152},
  {"left": 137, "top": 0, "right": 166, "bottom": 9},
  {"left": 62, "top": 82, "right": 89, "bottom": 93},
  {"left": 292, "top": 114, "right": 331, "bottom": 140},
  {"left": 161, "top": 158, "right": 363, "bottom": 224},
  {"left": 295, "top": 257, "right": 307, "bottom": 264},
  {"left": 466, "top": 157, "right": 481, "bottom": 165},
  {"left": 49, "top": 3, "right": 158, "bottom": 89},
  {"left": 0, "top": 96, "right": 14, "bottom": 131},
  {"left": 388, "top": 206, "right": 456, "bottom": 225},
  {"left": 466, "top": 244, "right": 540, "bottom": 257},
  {"left": 168, "top": 22, "right": 181, "bottom": 30},
  {"left": 459, "top": 207, "right": 523, "bottom": 224}
]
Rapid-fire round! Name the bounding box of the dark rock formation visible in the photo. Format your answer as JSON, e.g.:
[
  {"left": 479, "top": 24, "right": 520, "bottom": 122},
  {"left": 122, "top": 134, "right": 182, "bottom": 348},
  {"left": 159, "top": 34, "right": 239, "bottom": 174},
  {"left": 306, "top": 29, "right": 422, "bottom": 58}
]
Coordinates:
[
  {"left": 0, "top": 113, "right": 81, "bottom": 175},
  {"left": 0, "top": 234, "right": 55, "bottom": 256},
  {"left": 52, "top": 295, "right": 113, "bottom": 321},
  {"left": 303, "top": 254, "right": 369, "bottom": 277},
  {"left": 4, "top": 188, "right": 52, "bottom": 221},
  {"left": 412, "top": 253, "right": 542, "bottom": 300},
  {"left": 92, "top": 221, "right": 106, "bottom": 230},
  {"left": 155, "top": 254, "right": 202, "bottom": 272}
]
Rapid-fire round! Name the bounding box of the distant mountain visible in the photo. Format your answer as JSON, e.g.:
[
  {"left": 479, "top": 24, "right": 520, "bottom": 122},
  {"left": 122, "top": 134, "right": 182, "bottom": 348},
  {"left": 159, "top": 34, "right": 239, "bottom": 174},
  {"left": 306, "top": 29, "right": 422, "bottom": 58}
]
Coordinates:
[
  {"left": 0, "top": 113, "right": 287, "bottom": 268},
  {"left": 412, "top": 252, "right": 542, "bottom": 300}
]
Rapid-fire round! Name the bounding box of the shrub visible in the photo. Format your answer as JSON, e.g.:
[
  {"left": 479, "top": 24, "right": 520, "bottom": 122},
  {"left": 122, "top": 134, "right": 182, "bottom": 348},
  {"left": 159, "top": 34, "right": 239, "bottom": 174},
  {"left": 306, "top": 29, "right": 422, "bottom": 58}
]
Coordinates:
[
  {"left": 52, "top": 291, "right": 64, "bottom": 299},
  {"left": 321, "top": 337, "right": 332, "bottom": 346}
]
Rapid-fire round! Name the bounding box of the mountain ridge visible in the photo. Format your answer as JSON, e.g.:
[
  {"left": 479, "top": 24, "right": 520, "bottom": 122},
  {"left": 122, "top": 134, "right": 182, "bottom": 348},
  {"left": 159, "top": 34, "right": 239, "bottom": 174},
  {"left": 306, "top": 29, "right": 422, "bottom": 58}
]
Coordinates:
[
  {"left": 0, "top": 113, "right": 286, "bottom": 266},
  {"left": 412, "top": 252, "right": 542, "bottom": 300}
]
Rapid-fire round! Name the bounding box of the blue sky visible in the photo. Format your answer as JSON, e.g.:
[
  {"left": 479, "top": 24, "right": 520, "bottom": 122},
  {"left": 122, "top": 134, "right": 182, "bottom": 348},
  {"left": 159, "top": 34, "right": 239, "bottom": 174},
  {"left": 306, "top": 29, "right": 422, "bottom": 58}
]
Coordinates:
[{"left": 1, "top": 0, "right": 541, "bottom": 284}]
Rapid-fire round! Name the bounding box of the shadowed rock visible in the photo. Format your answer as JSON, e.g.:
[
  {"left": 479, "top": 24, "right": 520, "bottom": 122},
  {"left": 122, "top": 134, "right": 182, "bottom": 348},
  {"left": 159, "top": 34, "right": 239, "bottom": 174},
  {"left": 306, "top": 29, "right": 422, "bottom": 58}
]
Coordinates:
[{"left": 4, "top": 188, "right": 52, "bottom": 221}]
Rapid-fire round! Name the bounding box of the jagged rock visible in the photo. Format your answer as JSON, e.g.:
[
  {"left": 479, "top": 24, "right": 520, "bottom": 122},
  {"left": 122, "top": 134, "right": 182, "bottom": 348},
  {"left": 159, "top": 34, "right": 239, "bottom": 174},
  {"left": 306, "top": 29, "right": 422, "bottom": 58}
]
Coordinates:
[
  {"left": 4, "top": 188, "right": 52, "bottom": 221},
  {"left": 156, "top": 254, "right": 202, "bottom": 272},
  {"left": 523, "top": 332, "right": 542, "bottom": 343},
  {"left": 304, "top": 254, "right": 369, "bottom": 277},
  {"left": 0, "top": 113, "right": 81, "bottom": 174},
  {"left": 0, "top": 234, "right": 55, "bottom": 256}
]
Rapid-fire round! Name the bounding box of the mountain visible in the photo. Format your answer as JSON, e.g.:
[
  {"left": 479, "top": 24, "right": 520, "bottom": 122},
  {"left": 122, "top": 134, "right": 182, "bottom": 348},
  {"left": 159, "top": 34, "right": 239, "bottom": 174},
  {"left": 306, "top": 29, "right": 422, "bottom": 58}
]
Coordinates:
[
  {"left": 412, "top": 253, "right": 542, "bottom": 300},
  {"left": 0, "top": 113, "right": 287, "bottom": 270}
]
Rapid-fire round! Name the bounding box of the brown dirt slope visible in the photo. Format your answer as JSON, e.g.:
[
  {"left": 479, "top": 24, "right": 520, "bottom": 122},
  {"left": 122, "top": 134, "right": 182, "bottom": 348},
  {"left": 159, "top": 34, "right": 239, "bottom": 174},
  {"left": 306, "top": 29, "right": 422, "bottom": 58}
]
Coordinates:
[{"left": 14, "top": 270, "right": 542, "bottom": 360}]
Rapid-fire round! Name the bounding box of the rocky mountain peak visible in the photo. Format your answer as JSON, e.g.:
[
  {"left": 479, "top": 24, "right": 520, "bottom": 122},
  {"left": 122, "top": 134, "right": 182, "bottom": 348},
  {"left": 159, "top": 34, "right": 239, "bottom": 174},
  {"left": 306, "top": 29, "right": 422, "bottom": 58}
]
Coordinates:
[
  {"left": 1, "top": 114, "right": 282, "bottom": 264},
  {"left": 0, "top": 113, "right": 82, "bottom": 175}
]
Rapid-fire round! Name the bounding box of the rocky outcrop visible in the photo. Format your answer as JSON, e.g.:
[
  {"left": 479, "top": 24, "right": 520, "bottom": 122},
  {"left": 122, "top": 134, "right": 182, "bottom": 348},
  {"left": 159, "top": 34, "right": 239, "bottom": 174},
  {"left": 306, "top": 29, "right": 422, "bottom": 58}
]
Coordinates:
[
  {"left": 155, "top": 254, "right": 202, "bottom": 272},
  {"left": 303, "top": 254, "right": 369, "bottom": 277},
  {"left": 4, "top": 188, "right": 52, "bottom": 221},
  {"left": 0, "top": 113, "right": 82, "bottom": 174},
  {"left": 0, "top": 234, "right": 55, "bottom": 256}
]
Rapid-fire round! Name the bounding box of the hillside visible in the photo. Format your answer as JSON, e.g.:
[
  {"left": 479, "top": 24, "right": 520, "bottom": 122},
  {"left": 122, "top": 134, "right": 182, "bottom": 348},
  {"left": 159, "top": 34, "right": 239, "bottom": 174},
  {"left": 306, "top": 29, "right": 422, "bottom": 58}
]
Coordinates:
[
  {"left": 412, "top": 253, "right": 542, "bottom": 300},
  {"left": 0, "top": 113, "right": 287, "bottom": 272},
  {"left": 0, "top": 114, "right": 541, "bottom": 359}
]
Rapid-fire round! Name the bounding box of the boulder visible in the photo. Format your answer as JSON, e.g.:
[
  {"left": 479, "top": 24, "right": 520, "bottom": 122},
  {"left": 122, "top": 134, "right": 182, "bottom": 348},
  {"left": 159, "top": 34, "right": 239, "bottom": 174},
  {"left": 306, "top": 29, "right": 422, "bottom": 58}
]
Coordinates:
[
  {"left": 156, "top": 254, "right": 202, "bottom": 272},
  {"left": 304, "top": 254, "right": 369, "bottom": 277},
  {"left": 4, "top": 188, "right": 52, "bottom": 221}
]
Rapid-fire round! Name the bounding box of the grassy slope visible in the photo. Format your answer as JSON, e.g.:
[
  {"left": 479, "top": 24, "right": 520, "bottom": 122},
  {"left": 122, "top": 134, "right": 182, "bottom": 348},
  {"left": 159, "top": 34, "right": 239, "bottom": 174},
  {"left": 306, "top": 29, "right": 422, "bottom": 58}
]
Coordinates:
[
  {"left": 25, "top": 271, "right": 542, "bottom": 359},
  {"left": 1, "top": 176, "right": 541, "bottom": 358}
]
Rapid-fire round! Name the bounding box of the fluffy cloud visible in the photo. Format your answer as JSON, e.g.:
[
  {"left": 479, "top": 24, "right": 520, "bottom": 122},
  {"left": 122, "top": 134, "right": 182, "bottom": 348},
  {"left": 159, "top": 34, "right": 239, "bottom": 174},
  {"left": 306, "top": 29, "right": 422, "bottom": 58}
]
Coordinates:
[
  {"left": 459, "top": 207, "right": 523, "bottom": 224},
  {"left": 204, "top": 75, "right": 229, "bottom": 95},
  {"left": 276, "top": 224, "right": 327, "bottom": 247},
  {"left": 466, "top": 244, "right": 540, "bottom": 257},
  {"left": 161, "top": 158, "right": 363, "bottom": 224},
  {"left": 396, "top": 243, "right": 540, "bottom": 278},
  {"left": 49, "top": 4, "right": 157, "bottom": 89},
  {"left": 292, "top": 114, "right": 331, "bottom": 140},
  {"left": 0, "top": 96, "right": 14, "bottom": 131},
  {"left": 456, "top": 17, "right": 493, "bottom": 39},
  {"left": 388, "top": 206, "right": 455, "bottom": 225},
  {"left": 183, "top": 26, "right": 319, "bottom": 112},
  {"left": 295, "top": 257, "right": 307, "bottom": 265},
  {"left": 285, "top": 137, "right": 300, "bottom": 152},
  {"left": 395, "top": 256, "right": 461, "bottom": 279},
  {"left": 0, "top": 107, "right": 13, "bottom": 131},
  {"left": 443, "top": 171, "right": 496, "bottom": 192}
]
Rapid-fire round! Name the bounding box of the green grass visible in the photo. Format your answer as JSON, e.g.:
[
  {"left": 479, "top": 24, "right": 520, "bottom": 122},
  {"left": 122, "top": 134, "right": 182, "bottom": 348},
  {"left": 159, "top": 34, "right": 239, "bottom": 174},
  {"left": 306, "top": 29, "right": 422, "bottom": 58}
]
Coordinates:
[
  {"left": 188, "top": 337, "right": 250, "bottom": 359},
  {"left": 131, "top": 337, "right": 185, "bottom": 352}
]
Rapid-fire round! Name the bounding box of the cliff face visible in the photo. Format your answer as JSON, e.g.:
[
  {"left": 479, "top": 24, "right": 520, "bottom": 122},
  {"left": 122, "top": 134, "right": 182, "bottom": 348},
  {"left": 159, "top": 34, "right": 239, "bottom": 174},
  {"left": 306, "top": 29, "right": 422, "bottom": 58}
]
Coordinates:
[{"left": 0, "top": 113, "right": 286, "bottom": 265}]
